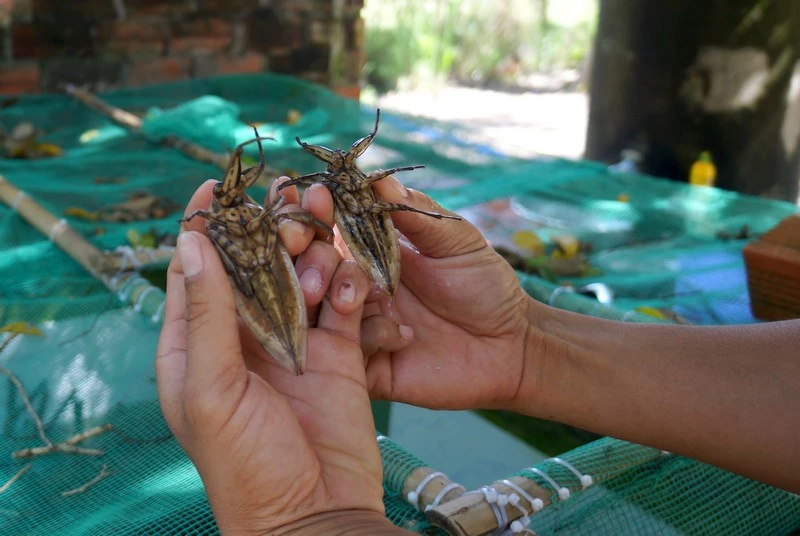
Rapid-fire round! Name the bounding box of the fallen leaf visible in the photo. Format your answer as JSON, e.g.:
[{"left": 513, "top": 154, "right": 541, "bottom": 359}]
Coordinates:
[
  {"left": 0, "top": 322, "right": 44, "bottom": 336},
  {"left": 65, "top": 207, "right": 100, "bottom": 221}
]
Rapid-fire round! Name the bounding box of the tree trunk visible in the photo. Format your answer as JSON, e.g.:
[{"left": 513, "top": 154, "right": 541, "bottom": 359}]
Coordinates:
[{"left": 585, "top": 0, "right": 800, "bottom": 202}]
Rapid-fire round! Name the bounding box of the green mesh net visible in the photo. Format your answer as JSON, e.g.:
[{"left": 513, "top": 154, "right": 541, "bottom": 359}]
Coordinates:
[{"left": 1, "top": 73, "right": 798, "bottom": 535}]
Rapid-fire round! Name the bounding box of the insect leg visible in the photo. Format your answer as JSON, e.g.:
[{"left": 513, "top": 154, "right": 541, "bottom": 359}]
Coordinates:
[
  {"left": 348, "top": 109, "right": 381, "bottom": 160},
  {"left": 278, "top": 210, "right": 335, "bottom": 242},
  {"left": 365, "top": 201, "right": 463, "bottom": 220},
  {"left": 222, "top": 133, "right": 274, "bottom": 193},
  {"left": 207, "top": 229, "right": 255, "bottom": 297},
  {"left": 179, "top": 210, "right": 234, "bottom": 227},
  {"left": 239, "top": 125, "right": 267, "bottom": 188},
  {"left": 360, "top": 165, "right": 425, "bottom": 188},
  {"left": 296, "top": 137, "right": 337, "bottom": 164},
  {"left": 275, "top": 172, "right": 329, "bottom": 191}
]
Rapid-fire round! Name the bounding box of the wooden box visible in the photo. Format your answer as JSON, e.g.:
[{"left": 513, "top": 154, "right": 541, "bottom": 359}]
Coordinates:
[{"left": 743, "top": 214, "right": 800, "bottom": 321}]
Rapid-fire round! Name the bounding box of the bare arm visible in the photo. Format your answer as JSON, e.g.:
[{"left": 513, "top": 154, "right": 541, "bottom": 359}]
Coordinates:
[{"left": 518, "top": 301, "right": 800, "bottom": 493}]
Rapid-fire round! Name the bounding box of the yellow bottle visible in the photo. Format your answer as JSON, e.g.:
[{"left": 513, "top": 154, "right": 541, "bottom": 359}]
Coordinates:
[{"left": 689, "top": 151, "right": 717, "bottom": 187}]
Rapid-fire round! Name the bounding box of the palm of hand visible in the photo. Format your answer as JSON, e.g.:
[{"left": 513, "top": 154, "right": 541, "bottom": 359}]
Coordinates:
[
  {"left": 200, "top": 329, "right": 384, "bottom": 527},
  {"left": 366, "top": 240, "right": 531, "bottom": 410}
]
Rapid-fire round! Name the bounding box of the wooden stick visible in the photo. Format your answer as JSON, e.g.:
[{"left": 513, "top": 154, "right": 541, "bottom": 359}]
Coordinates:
[
  {"left": 13, "top": 423, "right": 113, "bottom": 459},
  {"left": 0, "top": 362, "right": 52, "bottom": 447},
  {"left": 64, "top": 84, "right": 280, "bottom": 187},
  {"left": 0, "top": 176, "right": 165, "bottom": 321},
  {"left": 0, "top": 464, "right": 31, "bottom": 494},
  {"left": 61, "top": 464, "right": 114, "bottom": 497}
]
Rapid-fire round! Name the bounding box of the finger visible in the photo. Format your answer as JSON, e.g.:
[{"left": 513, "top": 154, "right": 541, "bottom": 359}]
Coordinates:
[
  {"left": 372, "top": 175, "right": 484, "bottom": 258},
  {"left": 269, "top": 175, "right": 300, "bottom": 206},
  {"left": 177, "top": 231, "right": 248, "bottom": 410},
  {"left": 294, "top": 240, "right": 342, "bottom": 321},
  {"left": 302, "top": 183, "right": 335, "bottom": 230},
  {"left": 155, "top": 253, "right": 189, "bottom": 436},
  {"left": 317, "top": 259, "right": 370, "bottom": 345},
  {"left": 179, "top": 179, "right": 217, "bottom": 234},
  {"left": 360, "top": 315, "right": 414, "bottom": 359}
]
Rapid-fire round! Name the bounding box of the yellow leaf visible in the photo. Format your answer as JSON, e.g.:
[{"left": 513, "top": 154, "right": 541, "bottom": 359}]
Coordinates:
[
  {"left": 36, "top": 142, "right": 63, "bottom": 156},
  {"left": 552, "top": 235, "right": 579, "bottom": 259},
  {"left": 634, "top": 306, "right": 665, "bottom": 320},
  {"left": 512, "top": 230, "right": 544, "bottom": 256},
  {"left": 65, "top": 207, "right": 99, "bottom": 221},
  {"left": 0, "top": 322, "right": 44, "bottom": 336},
  {"left": 286, "top": 109, "right": 302, "bottom": 125},
  {"left": 80, "top": 129, "right": 101, "bottom": 143}
]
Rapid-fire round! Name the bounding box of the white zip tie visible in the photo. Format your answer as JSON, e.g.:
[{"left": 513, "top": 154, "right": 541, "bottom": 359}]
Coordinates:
[
  {"left": 549, "top": 457, "right": 593, "bottom": 489},
  {"left": 622, "top": 310, "right": 639, "bottom": 322},
  {"left": 11, "top": 190, "right": 27, "bottom": 211},
  {"left": 424, "top": 482, "right": 465, "bottom": 512},
  {"left": 548, "top": 286, "right": 573, "bottom": 306},
  {"left": 527, "top": 467, "right": 570, "bottom": 501},
  {"left": 117, "top": 276, "right": 149, "bottom": 302},
  {"left": 499, "top": 479, "right": 544, "bottom": 512},
  {"left": 407, "top": 471, "right": 444, "bottom": 511},
  {"left": 150, "top": 299, "right": 165, "bottom": 323},
  {"left": 48, "top": 218, "right": 68, "bottom": 242},
  {"left": 134, "top": 286, "right": 159, "bottom": 312},
  {"left": 479, "top": 486, "right": 507, "bottom": 531}
]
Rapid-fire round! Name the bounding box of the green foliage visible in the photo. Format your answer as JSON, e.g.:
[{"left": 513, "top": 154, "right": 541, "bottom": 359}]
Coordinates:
[{"left": 362, "top": 0, "right": 599, "bottom": 92}]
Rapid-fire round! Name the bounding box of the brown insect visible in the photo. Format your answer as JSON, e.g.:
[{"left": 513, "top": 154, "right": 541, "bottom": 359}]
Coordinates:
[
  {"left": 277, "top": 109, "right": 461, "bottom": 295},
  {"left": 181, "top": 128, "right": 332, "bottom": 375}
]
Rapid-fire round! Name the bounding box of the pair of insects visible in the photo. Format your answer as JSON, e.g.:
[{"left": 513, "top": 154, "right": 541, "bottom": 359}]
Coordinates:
[{"left": 181, "top": 110, "right": 461, "bottom": 375}]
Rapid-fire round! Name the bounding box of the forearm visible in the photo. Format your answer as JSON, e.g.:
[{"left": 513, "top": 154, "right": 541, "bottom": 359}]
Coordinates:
[
  {"left": 271, "top": 511, "right": 413, "bottom": 536},
  {"left": 519, "top": 300, "right": 800, "bottom": 493}
]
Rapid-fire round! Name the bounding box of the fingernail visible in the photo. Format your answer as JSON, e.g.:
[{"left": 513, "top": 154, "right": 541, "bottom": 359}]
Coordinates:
[
  {"left": 389, "top": 177, "right": 408, "bottom": 199},
  {"left": 178, "top": 232, "right": 203, "bottom": 278},
  {"left": 338, "top": 280, "right": 356, "bottom": 303},
  {"left": 300, "top": 267, "right": 323, "bottom": 295},
  {"left": 399, "top": 324, "right": 413, "bottom": 341}
]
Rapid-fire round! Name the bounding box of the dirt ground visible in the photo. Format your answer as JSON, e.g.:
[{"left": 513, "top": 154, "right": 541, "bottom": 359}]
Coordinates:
[{"left": 373, "top": 84, "right": 590, "bottom": 160}]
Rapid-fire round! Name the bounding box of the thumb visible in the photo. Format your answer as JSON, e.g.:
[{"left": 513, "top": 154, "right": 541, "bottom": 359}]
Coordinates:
[
  {"left": 371, "top": 175, "right": 485, "bottom": 258},
  {"left": 177, "top": 231, "right": 248, "bottom": 407}
]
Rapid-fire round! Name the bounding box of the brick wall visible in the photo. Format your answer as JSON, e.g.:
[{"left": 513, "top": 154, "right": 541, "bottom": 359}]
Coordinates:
[{"left": 0, "top": 0, "right": 364, "bottom": 97}]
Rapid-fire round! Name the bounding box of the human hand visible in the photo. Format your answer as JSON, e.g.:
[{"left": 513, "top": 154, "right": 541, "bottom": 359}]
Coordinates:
[
  {"left": 318, "top": 176, "right": 539, "bottom": 412},
  {"left": 155, "top": 180, "right": 404, "bottom": 535}
]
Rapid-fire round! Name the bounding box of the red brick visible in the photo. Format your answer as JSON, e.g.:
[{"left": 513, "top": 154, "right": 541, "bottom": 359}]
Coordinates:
[
  {"left": 335, "top": 85, "right": 360, "bottom": 101},
  {"left": 171, "top": 36, "right": 231, "bottom": 55},
  {"left": 126, "top": 57, "right": 190, "bottom": 86},
  {"left": 107, "top": 19, "right": 166, "bottom": 41},
  {"left": 173, "top": 17, "right": 232, "bottom": 38},
  {"left": 214, "top": 52, "right": 267, "bottom": 74},
  {"left": 0, "top": 61, "right": 40, "bottom": 94},
  {"left": 105, "top": 40, "right": 164, "bottom": 60}
]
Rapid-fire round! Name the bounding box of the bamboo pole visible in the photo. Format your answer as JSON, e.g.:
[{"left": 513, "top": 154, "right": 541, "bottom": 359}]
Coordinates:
[
  {"left": 425, "top": 439, "right": 670, "bottom": 535},
  {"left": 0, "top": 176, "right": 165, "bottom": 322},
  {"left": 401, "top": 467, "right": 467, "bottom": 513},
  {"left": 64, "top": 84, "right": 280, "bottom": 187},
  {"left": 426, "top": 476, "right": 551, "bottom": 536}
]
